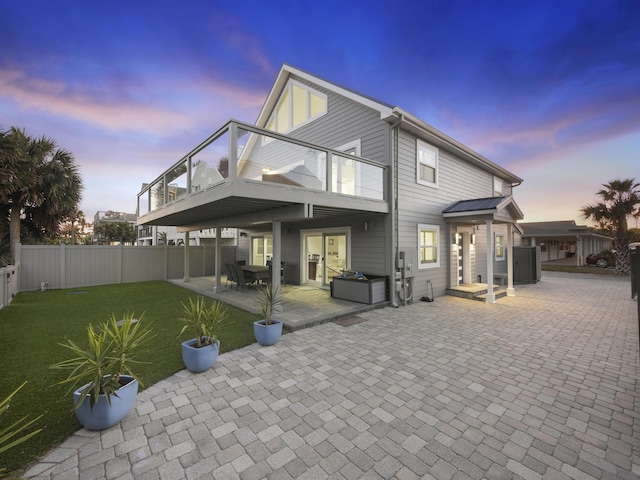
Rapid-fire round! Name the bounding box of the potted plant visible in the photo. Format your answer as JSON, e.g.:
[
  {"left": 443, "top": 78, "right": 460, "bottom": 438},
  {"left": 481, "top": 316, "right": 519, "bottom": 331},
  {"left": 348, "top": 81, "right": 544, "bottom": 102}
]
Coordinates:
[
  {"left": 178, "top": 297, "right": 227, "bottom": 373},
  {"left": 253, "top": 283, "right": 284, "bottom": 346},
  {"left": 50, "top": 313, "right": 153, "bottom": 431}
]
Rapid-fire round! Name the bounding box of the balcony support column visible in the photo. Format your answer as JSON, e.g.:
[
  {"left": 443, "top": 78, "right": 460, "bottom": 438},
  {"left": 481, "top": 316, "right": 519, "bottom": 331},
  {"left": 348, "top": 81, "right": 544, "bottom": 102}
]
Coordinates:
[
  {"left": 272, "top": 221, "right": 282, "bottom": 307},
  {"left": 213, "top": 227, "right": 222, "bottom": 293},
  {"left": 183, "top": 231, "right": 190, "bottom": 282}
]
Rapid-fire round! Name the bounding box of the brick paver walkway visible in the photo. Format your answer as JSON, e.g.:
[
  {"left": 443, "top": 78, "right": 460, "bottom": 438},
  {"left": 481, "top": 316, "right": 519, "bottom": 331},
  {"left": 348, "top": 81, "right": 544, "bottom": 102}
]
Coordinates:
[{"left": 25, "top": 272, "right": 639, "bottom": 479}]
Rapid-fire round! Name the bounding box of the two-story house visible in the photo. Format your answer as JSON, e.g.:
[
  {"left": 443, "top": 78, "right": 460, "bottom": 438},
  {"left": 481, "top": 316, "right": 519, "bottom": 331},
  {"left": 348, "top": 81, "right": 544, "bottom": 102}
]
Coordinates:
[{"left": 137, "top": 64, "right": 524, "bottom": 305}]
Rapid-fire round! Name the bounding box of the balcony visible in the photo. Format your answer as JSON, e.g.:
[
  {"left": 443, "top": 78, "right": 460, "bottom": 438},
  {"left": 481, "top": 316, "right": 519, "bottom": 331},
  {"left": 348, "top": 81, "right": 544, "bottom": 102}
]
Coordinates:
[{"left": 137, "top": 120, "right": 388, "bottom": 229}]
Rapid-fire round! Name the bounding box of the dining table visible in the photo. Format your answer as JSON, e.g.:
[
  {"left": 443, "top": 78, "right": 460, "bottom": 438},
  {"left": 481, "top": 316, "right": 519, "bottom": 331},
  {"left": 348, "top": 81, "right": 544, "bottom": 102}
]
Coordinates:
[{"left": 241, "top": 264, "right": 269, "bottom": 284}]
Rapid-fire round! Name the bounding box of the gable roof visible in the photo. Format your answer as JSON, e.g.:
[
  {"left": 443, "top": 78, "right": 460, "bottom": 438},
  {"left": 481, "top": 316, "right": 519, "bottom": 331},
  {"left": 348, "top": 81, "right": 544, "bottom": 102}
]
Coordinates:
[
  {"left": 257, "top": 64, "right": 523, "bottom": 185},
  {"left": 442, "top": 196, "right": 524, "bottom": 224}
]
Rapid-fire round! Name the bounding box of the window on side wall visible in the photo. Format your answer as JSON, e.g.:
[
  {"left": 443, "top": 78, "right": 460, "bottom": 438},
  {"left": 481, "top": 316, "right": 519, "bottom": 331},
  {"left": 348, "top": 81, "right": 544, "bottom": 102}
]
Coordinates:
[
  {"left": 418, "top": 224, "right": 440, "bottom": 269},
  {"left": 493, "top": 177, "right": 503, "bottom": 197},
  {"left": 495, "top": 234, "right": 505, "bottom": 261},
  {"left": 416, "top": 140, "right": 438, "bottom": 187}
]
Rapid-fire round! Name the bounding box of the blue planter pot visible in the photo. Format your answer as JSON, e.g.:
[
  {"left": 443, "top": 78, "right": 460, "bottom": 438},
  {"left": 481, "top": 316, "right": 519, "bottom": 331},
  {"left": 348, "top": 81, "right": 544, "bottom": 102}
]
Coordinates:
[
  {"left": 253, "top": 320, "right": 283, "bottom": 346},
  {"left": 73, "top": 375, "right": 138, "bottom": 431},
  {"left": 181, "top": 338, "right": 220, "bottom": 373}
]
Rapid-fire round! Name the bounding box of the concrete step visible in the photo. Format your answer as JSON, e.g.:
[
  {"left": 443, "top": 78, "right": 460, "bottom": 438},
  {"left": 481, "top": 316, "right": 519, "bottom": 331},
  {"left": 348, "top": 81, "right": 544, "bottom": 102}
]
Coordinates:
[
  {"left": 446, "top": 284, "right": 506, "bottom": 302},
  {"left": 474, "top": 289, "right": 508, "bottom": 301}
]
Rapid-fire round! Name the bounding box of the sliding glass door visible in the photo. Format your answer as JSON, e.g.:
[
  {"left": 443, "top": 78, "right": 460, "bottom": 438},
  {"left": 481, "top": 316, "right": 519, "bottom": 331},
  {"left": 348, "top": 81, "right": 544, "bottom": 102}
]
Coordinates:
[{"left": 302, "top": 228, "right": 349, "bottom": 286}]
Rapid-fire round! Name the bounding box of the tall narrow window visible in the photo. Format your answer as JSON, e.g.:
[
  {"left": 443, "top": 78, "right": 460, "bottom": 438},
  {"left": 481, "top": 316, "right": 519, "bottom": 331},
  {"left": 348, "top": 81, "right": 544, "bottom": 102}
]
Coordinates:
[
  {"left": 417, "top": 139, "right": 438, "bottom": 187},
  {"left": 495, "top": 235, "right": 505, "bottom": 260},
  {"left": 418, "top": 224, "right": 440, "bottom": 269},
  {"left": 493, "top": 177, "right": 503, "bottom": 197}
]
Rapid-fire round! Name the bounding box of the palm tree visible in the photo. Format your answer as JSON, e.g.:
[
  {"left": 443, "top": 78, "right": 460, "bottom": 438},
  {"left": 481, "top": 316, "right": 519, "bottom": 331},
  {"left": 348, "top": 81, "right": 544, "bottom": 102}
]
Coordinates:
[
  {"left": 0, "top": 127, "right": 82, "bottom": 263},
  {"left": 581, "top": 178, "right": 640, "bottom": 275}
]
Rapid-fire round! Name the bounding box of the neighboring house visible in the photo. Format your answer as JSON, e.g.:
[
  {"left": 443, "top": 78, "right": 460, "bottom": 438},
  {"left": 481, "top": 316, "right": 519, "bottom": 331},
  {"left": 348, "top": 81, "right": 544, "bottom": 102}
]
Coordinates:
[
  {"left": 137, "top": 64, "right": 524, "bottom": 304},
  {"left": 137, "top": 225, "right": 237, "bottom": 246},
  {"left": 520, "top": 221, "right": 613, "bottom": 265},
  {"left": 93, "top": 211, "right": 137, "bottom": 245}
]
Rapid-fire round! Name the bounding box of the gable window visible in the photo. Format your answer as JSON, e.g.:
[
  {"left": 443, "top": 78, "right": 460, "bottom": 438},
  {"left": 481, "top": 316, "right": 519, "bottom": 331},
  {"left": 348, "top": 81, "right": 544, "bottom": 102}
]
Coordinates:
[
  {"left": 493, "top": 177, "right": 503, "bottom": 197},
  {"left": 418, "top": 224, "right": 440, "bottom": 269},
  {"left": 264, "top": 80, "right": 327, "bottom": 141},
  {"left": 417, "top": 139, "right": 438, "bottom": 187},
  {"left": 495, "top": 234, "right": 505, "bottom": 260}
]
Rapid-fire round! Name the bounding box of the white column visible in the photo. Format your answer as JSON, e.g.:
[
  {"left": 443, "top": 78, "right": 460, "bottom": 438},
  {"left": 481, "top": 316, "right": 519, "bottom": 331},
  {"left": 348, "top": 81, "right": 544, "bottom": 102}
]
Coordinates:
[
  {"left": 576, "top": 235, "right": 582, "bottom": 266},
  {"left": 486, "top": 220, "right": 495, "bottom": 303},
  {"left": 272, "top": 221, "right": 282, "bottom": 293},
  {"left": 183, "top": 231, "right": 190, "bottom": 282},
  {"left": 213, "top": 228, "right": 222, "bottom": 293},
  {"left": 507, "top": 223, "right": 515, "bottom": 296}
]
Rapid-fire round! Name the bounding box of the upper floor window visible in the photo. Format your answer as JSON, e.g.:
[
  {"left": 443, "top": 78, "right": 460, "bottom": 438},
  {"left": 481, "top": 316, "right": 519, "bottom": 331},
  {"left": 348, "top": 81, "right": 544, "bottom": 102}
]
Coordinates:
[
  {"left": 493, "top": 177, "right": 503, "bottom": 197},
  {"left": 265, "top": 80, "right": 327, "bottom": 137},
  {"left": 417, "top": 139, "right": 438, "bottom": 187},
  {"left": 418, "top": 224, "right": 440, "bottom": 269}
]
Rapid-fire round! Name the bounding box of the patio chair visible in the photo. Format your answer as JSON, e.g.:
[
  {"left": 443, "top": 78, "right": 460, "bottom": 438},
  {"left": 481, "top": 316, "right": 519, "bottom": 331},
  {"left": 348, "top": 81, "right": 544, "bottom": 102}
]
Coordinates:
[
  {"left": 224, "top": 264, "right": 235, "bottom": 287},
  {"left": 231, "top": 264, "right": 252, "bottom": 291}
]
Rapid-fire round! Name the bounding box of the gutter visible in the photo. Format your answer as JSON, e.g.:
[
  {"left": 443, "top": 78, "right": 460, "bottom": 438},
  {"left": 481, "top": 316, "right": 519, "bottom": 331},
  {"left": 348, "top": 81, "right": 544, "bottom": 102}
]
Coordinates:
[{"left": 388, "top": 113, "right": 403, "bottom": 308}]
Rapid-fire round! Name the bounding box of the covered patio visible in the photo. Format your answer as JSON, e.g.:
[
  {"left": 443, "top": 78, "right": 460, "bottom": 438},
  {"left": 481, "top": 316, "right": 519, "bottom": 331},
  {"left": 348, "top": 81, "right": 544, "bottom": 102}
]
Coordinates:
[{"left": 168, "top": 276, "right": 388, "bottom": 330}]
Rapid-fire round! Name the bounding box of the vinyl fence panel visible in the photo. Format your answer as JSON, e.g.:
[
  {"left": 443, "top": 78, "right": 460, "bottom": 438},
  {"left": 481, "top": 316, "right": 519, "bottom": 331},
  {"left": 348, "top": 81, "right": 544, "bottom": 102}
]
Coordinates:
[{"left": 16, "top": 244, "right": 237, "bottom": 292}]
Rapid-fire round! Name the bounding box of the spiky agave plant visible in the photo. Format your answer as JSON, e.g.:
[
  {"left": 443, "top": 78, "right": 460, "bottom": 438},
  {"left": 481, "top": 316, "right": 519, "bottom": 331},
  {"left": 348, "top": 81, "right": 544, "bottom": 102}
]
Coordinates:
[
  {"left": 51, "top": 313, "right": 154, "bottom": 410},
  {"left": 178, "top": 297, "right": 228, "bottom": 347}
]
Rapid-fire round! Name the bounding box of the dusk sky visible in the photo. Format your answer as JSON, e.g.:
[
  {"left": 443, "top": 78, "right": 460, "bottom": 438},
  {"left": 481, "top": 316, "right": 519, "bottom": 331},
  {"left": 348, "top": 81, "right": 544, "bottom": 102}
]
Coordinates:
[{"left": 1, "top": 0, "right": 638, "bottom": 226}]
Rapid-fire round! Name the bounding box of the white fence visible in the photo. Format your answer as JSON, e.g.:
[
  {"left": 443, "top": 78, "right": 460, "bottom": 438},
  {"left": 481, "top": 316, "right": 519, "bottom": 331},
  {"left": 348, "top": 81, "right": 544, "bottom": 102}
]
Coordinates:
[
  {"left": 16, "top": 244, "right": 236, "bottom": 292},
  {"left": 0, "top": 265, "right": 19, "bottom": 310}
]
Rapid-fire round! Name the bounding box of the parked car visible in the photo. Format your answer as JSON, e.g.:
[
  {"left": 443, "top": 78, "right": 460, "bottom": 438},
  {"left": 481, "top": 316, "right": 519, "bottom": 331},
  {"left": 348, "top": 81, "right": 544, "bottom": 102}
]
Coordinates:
[{"left": 586, "top": 253, "right": 612, "bottom": 268}]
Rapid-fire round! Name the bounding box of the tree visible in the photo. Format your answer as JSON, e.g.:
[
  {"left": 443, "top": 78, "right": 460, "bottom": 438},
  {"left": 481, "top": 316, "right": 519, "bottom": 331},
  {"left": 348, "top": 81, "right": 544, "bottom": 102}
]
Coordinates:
[
  {"left": 94, "top": 221, "right": 137, "bottom": 245},
  {"left": 59, "top": 210, "right": 89, "bottom": 244},
  {"left": 0, "top": 127, "right": 83, "bottom": 263},
  {"left": 581, "top": 178, "right": 640, "bottom": 275}
]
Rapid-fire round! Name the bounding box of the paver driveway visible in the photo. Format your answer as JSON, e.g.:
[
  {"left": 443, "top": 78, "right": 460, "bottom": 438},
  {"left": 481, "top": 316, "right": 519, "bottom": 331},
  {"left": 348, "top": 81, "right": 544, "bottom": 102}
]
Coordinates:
[{"left": 25, "top": 272, "right": 639, "bottom": 479}]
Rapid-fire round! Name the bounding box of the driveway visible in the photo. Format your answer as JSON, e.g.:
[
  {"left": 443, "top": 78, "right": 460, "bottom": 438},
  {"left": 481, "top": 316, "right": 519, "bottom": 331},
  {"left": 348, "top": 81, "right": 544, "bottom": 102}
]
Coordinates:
[{"left": 25, "top": 272, "right": 639, "bottom": 479}]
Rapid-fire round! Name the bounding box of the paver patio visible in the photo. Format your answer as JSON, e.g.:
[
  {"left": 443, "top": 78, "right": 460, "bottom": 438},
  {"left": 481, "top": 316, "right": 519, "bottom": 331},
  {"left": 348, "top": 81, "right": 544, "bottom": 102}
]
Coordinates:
[{"left": 24, "top": 272, "right": 639, "bottom": 479}]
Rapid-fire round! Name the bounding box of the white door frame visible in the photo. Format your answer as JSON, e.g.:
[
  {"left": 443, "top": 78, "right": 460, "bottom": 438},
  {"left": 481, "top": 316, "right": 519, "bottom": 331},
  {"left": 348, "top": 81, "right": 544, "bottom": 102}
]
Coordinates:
[{"left": 300, "top": 226, "right": 351, "bottom": 286}]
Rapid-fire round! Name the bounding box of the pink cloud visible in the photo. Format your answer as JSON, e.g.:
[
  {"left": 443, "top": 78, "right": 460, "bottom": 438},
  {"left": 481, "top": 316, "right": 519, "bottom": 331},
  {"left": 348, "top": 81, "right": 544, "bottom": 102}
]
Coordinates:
[
  {"left": 0, "top": 69, "right": 196, "bottom": 134},
  {"left": 0, "top": 68, "right": 269, "bottom": 136}
]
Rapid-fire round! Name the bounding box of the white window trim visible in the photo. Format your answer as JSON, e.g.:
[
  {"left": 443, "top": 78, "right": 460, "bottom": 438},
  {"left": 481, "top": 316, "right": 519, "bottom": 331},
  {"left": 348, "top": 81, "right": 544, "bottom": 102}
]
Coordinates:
[
  {"left": 493, "top": 176, "right": 503, "bottom": 197},
  {"left": 336, "top": 139, "right": 361, "bottom": 156},
  {"left": 333, "top": 139, "right": 362, "bottom": 195},
  {"left": 263, "top": 79, "right": 328, "bottom": 144},
  {"left": 495, "top": 234, "right": 505, "bottom": 261},
  {"left": 416, "top": 139, "right": 439, "bottom": 188},
  {"left": 418, "top": 223, "right": 440, "bottom": 269}
]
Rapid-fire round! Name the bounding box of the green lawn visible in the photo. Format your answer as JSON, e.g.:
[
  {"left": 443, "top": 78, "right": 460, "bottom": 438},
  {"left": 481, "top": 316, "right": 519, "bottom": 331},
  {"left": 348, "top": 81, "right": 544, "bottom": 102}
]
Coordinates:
[
  {"left": 541, "top": 263, "right": 619, "bottom": 275},
  {"left": 0, "top": 281, "right": 261, "bottom": 476}
]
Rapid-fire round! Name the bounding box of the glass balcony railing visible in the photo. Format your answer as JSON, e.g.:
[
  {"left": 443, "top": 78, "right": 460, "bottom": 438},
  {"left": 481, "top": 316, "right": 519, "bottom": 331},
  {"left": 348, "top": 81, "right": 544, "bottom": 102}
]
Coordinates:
[{"left": 138, "top": 120, "right": 386, "bottom": 217}]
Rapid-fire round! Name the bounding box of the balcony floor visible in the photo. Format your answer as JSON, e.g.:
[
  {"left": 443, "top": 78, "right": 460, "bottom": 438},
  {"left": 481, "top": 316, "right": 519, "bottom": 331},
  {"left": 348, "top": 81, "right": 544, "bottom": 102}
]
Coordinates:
[{"left": 168, "top": 276, "right": 388, "bottom": 330}]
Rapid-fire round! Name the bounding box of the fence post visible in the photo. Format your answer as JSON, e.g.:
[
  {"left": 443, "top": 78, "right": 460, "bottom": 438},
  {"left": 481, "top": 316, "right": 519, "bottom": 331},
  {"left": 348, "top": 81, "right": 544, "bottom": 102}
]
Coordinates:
[
  {"left": 60, "top": 244, "right": 66, "bottom": 289},
  {"left": 164, "top": 245, "right": 168, "bottom": 279},
  {"left": 117, "top": 245, "right": 123, "bottom": 284}
]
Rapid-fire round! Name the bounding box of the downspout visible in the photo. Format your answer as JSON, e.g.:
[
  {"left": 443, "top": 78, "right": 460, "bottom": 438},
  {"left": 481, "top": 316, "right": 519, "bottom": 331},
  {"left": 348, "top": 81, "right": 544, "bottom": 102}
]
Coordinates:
[{"left": 389, "top": 113, "right": 403, "bottom": 307}]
